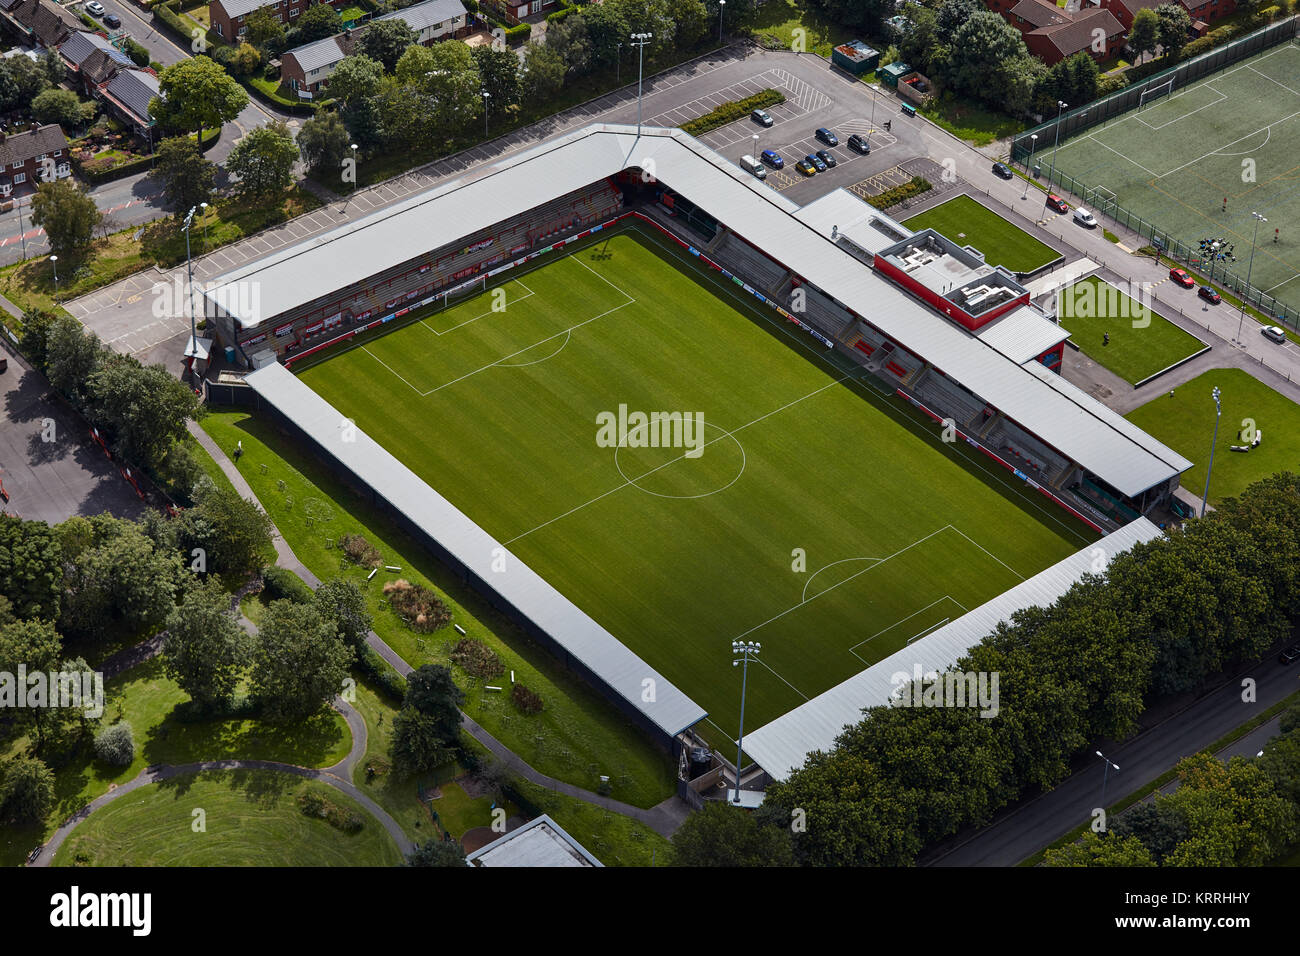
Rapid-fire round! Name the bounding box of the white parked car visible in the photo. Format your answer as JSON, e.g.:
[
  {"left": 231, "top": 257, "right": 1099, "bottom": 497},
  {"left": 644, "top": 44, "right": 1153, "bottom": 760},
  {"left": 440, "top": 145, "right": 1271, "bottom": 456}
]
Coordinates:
[
  {"left": 85, "top": 1, "right": 105, "bottom": 15},
  {"left": 1261, "top": 325, "right": 1287, "bottom": 343}
]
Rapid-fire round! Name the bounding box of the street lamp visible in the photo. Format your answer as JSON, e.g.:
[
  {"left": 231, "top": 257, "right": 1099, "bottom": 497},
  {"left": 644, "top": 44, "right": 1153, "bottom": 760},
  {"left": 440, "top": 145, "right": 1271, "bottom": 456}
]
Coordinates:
[
  {"left": 751, "top": 133, "right": 759, "bottom": 159},
  {"left": 182, "top": 206, "right": 198, "bottom": 385},
  {"left": 1201, "top": 385, "right": 1221, "bottom": 518},
  {"left": 616, "top": 41, "right": 622, "bottom": 85},
  {"left": 1049, "top": 100, "right": 1067, "bottom": 188},
  {"left": 1022, "top": 133, "right": 1038, "bottom": 199},
  {"left": 482, "top": 89, "right": 491, "bottom": 137},
  {"left": 718, "top": 0, "right": 725, "bottom": 42},
  {"left": 350, "top": 143, "right": 359, "bottom": 197},
  {"left": 49, "top": 254, "right": 58, "bottom": 301},
  {"left": 1095, "top": 750, "right": 1120, "bottom": 807},
  {"left": 731, "top": 640, "right": 760, "bottom": 804},
  {"left": 631, "top": 32, "right": 653, "bottom": 136},
  {"left": 199, "top": 200, "right": 209, "bottom": 253},
  {"left": 1235, "top": 211, "right": 1267, "bottom": 344}
]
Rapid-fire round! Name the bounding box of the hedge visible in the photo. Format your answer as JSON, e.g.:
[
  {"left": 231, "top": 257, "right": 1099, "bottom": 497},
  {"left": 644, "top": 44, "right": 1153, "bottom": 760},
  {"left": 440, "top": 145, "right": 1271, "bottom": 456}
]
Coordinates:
[
  {"left": 124, "top": 38, "right": 151, "bottom": 68},
  {"left": 505, "top": 23, "right": 531, "bottom": 46},
  {"left": 866, "top": 175, "right": 932, "bottom": 210},
  {"left": 357, "top": 646, "right": 407, "bottom": 704},
  {"left": 679, "top": 89, "right": 786, "bottom": 137},
  {"left": 546, "top": 6, "right": 575, "bottom": 23},
  {"left": 261, "top": 565, "right": 316, "bottom": 604},
  {"left": 74, "top": 128, "right": 221, "bottom": 185}
]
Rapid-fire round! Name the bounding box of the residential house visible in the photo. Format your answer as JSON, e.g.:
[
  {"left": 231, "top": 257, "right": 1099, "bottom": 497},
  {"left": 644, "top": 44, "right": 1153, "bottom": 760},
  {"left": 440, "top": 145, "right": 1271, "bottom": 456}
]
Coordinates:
[
  {"left": 99, "top": 68, "right": 161, "bottom": 141},
  {"left": 0, "top": 123, "right": 71, "bottom": 198},
  {"left": 209, "top": 0, "right": 350, "bottom": 42},
  {"left": 997, "top": 0, "right": 1127, "bottom": 65},
  {"left": 60, "top": 30, "right": 134, "bottom": 94},
  {"left": 279, "top": 0, "right": 468, "bottom": 97},
  {"left": 1099, "top": 0, "right": 1236, "bottom": 32},
  {"left": 479, "top": 0, "right": 555, "bottom": 25},
  {"left": 0, "top": 0, "right": 79, "bottom": 50}
]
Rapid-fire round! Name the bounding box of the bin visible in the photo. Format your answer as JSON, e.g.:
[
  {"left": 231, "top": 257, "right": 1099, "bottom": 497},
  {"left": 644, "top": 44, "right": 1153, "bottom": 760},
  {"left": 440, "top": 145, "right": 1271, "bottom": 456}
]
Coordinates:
[{"left": 901, "top": 103, "right": 917, "bottom": 117}]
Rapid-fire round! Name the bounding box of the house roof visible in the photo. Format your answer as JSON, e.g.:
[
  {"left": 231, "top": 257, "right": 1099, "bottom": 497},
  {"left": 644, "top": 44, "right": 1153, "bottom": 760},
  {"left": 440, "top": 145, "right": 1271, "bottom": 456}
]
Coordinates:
[
  {"left": 1009, "top": 0, "right": 1070, "bottom": 28},
  {"left": 465, "top": 815, "right": 603, "bottom": 867},
  {"left": 9, "top": 0, "right": 78, "bottom": 47},
  {"left": 376, "top": 0, "right": 467, "bottom": 32},
  {"left": 81, "top": 47, "right": 127, "bottom": 85},
  {"left": 103, "top": 68, "right": 161, "bottom": 125},
  {"left": 0, "top": 123, "right": 68, "bottom": 167},
  {"left": 1032, "top": 8, "right": 1125, "bottom": 54},
  {"left": 211, "top": 0, "right": 276, "bottom": 19},
  {"left": 61, "top": 30, "right": 132, "bottom": 69},
  {"left": 281, "top": 29, "right": 359, "bottom": 75}
]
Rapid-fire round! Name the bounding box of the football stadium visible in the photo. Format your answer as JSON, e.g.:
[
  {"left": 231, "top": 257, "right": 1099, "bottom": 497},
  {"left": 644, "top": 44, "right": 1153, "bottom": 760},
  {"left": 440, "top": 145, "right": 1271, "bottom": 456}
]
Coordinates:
[{"left": 202, "top": 124, "right": 1189, "bottom": 787}]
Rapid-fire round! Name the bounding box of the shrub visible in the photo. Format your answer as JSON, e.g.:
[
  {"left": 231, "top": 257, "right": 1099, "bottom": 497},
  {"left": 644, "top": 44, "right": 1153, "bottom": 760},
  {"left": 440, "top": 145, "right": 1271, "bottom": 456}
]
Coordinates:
[
  {"left": 680, "top": 89, "right": 787, "bottom": 137},
  {"left": 511, "top": 682, "right": 544, "bottom": 714},
  {"left": 93, "top": 721, "right": 135, "bottom": 767},
  {"left": 450, "top": 638, "right": 504, "bottom": 679},
  {"left": 357, "top": 646, "right": 408, "bottom": 704},
  {"left": 866, "top": 175, "right": 932, "bottom": 210},
  {"left": 124, "top": 38, "right": 151, "bottom": 68},
  {"left": 297, "top": 790, "right": 364, "bottom": 832},
  {"left": 340, "top": 532, "right": 382, "bottom": 568},
  {"left": 261, "top": 566, "right": 315, "bottom": 604},
  {"left": 382, "top": 578, "right": 451, "bottom": 632},
  {"left": 546, "top": 6, "right": 574, "bottom": 22},
  {"left": 504, "top": 22, "right": 531, "bottom": 46}
]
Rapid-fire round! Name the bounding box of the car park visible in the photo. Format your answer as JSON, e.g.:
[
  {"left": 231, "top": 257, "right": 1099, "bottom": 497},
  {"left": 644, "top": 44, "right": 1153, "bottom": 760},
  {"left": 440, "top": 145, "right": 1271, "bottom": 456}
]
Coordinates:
[
  {"left": 752, "top": 109, "right": 774, "bottom": 127},
  {"left": 992, "top": 162, "right": 1013, "bottom": 180},
  {"left": 1046, "top": 194, "right": 1068, "bottom": 214},
  {"left": 85, "top": 0, "right": 104, "bottom": 14},
  {"left": 816, "top": 149, "right": 836, "bottom": 168},
  {"left": 103, "top": 12, "right": 120, "bottom": 26},
  {"left": 1262, "top": 325, "right": 1287, "bottom": 343},
  {"left": 795, "top": 158, "right": 817, "bottom": 176},
  {"left": 806, "top": 153, "right": 827, "bottom": 172},
  {"left": 847, "top": 134, "right": 870, "bottom": 154},
  {"left": 1198, "top": 285, "right": 1222, "bottom": 304},
  {"left": 739, "top": 155, "right": 766, "bottom": 180},
  {"left": 1073, "top": 207, "right": 1098, "bottom": 228},
  {"left": 1169, "top": 268, "right": 1195, "bottom": 288},
  {"left": 760, "top": 149, "right": 784, "bottom": 169},
  {"left": 1280, "top": 644, "right": 1300, "bottom": 665},
  {"left": 815, "top": 128, "right": 839, "bottom": 147}
]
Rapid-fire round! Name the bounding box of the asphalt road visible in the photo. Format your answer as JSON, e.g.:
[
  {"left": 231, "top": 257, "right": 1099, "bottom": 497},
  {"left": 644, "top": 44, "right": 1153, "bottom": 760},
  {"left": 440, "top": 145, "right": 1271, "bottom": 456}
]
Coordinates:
[{"left": 927, "top": 653, "right": 1300, "bottom": 865}]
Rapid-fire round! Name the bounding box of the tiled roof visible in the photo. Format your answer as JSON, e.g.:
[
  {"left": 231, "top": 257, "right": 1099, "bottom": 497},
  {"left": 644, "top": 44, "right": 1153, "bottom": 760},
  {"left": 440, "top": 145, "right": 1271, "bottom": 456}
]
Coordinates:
[
  {"left": 1032, "top": 8, "right": 1125, "bottom": 55},
  {"left": 0, "top": 123, "right": 69, "bottom": 167},
  {"left": 81, "top": 47, "right": 126, "bottom": 85},
  {"left": 61, "top": 30, "right": 133, "bottom": 69}
]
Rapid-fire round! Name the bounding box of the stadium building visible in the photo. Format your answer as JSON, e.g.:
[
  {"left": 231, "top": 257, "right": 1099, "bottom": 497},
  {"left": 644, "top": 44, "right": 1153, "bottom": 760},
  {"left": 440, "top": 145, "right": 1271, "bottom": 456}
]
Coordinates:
[{"left": 202, "top": 122, "right": 1190, "bottom": 782}]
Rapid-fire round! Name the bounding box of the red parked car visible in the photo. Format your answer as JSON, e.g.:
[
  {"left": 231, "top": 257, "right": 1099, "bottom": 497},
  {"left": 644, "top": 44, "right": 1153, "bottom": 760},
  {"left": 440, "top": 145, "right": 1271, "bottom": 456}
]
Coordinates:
[
  {"left": 1169, "top": 268, "right": 1195, "bottom": 288},
  {"left": 1046, "top": 194, "right": 1068, "bottom": 214}
]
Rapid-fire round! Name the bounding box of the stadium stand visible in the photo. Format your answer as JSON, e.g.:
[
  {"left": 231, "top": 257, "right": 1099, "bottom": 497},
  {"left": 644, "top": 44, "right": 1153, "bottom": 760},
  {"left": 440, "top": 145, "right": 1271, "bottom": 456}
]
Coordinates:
[{"left": 713, "top": 232, "right": 789, "bottom": 294}]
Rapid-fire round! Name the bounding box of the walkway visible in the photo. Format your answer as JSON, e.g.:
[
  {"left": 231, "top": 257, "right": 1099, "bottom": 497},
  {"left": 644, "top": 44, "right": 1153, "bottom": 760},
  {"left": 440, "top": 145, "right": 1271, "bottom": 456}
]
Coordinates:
[{"left": 187, "top": 420, "right": 690, "bottom": 838}]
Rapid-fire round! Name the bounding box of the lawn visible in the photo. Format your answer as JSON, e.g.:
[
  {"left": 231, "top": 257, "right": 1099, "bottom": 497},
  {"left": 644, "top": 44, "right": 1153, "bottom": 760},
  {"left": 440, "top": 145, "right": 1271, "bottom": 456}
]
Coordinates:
[
  {"left": 0, "top": 657, "right": 351, "bottom": 867},
  {"left": 293, "top": 226, "right": 1089, "bottom": 748},
  {"left": 749, "top": 0, "right": 856, "bottom": 57},
  {"left": 198, "top": 410, "right": 679, "bottom": 809},
  {"left": 917, "top": 95, "right": 1026, "bottom": 147},
  {"left": 508, "top": 777, "right": 673, "bottom": 867},
  {"left": 902, "top": 194, "right": 1059, "bottom": 273},
  {"left": 1126, "top": 367, "right": 1300, "bottom": 505},
  {"left": 1059, "top": 276, "right": 1207, "bottom": 384},
  {"left": 52, "top": 770, "right": 402, "bottom": 866}
]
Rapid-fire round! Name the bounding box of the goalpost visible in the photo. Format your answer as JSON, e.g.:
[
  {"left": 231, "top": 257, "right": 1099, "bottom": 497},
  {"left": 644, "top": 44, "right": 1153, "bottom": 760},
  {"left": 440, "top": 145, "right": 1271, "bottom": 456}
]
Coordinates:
[{"left": 1138, "top": 77, "right": 1175, "bottom": 109}]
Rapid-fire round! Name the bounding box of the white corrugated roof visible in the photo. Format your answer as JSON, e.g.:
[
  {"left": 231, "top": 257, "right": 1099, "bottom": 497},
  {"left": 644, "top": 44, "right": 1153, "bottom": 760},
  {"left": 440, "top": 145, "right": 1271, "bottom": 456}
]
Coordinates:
[
  {"left": 793, "top": 186, "right": 913, "bottom": 256},
  {"left": 975, "top": 304, "right": 1071, "bottom": 365},
  {"left": 206, "top": 124, "right": 1190, "bottom": 496},
  {"left": 243, "top": 362, "right": 708, "bottom": 739},
  {"left": 282, "top": 33, "right": 347, "bottom": 74},
  {"left": 465, "top": 815, "right": 602, "bottom": 867},
  {"left": 742, "top": 518, "right": 1164, "bottom": 780}
]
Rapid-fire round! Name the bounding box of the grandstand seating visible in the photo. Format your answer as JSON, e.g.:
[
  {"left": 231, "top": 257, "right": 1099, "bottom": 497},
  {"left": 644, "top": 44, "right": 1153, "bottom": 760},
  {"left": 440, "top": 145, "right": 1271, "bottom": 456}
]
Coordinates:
[
  {"left": 713, "top": 233, "right": 790, "bottom": 294},
  {"left": 912, "top": 370, "right": 986, "bottom": 429}
]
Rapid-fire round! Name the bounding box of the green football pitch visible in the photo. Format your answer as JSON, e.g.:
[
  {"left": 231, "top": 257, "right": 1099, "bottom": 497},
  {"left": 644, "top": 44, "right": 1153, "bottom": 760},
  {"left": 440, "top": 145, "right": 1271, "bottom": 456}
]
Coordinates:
[
  {"left": 298, "top": 227, "right": 1094, "bottom": 744},
  {"left": 1046, "top": 40, "right": 1300, "bottom": 318},
  {"left": 901, "top": 194, "right": 1059, "bottom": 273},
  {"left": 1059, "top": 276, "right": 1207, "bottom": 384}
]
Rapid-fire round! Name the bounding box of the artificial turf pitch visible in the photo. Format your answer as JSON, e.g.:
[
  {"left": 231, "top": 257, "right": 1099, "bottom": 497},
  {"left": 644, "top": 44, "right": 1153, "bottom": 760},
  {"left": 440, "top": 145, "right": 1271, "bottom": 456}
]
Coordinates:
[
  {"left": 901, "top": 194, "right": 1059, "bottom": 273},
  {"left": 1059, "top": 276, "right": 1207, "bottom": 384},
  {"left": 298, "top": 227, "right": 1093, "bottom": 743}
]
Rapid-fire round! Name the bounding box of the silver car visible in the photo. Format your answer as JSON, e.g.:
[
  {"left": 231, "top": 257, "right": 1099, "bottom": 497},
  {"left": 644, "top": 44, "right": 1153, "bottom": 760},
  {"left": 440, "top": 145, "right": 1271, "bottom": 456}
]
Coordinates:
[{"left": 1261, "top": 325, "right": 1287, "bottom": 343}]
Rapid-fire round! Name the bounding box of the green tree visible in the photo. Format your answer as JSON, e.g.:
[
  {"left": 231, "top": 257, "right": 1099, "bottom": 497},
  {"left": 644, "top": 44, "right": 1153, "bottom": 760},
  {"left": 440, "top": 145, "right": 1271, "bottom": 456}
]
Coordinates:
[
  {"left": 1042, "top": 832, "right": 1157, "bottom": 866},
  {"left": 297, "top": 109, "right": 351, "bottom": 176},
  {"left": 404, "top": 664, "right": 464, "bottom": 742},
  {"left": 30, "top": 88, "right": 82, "bottom": 128},
  {"left": 0, "top": 55, "right": 50, "bottom": 113},
  {"left": 1155, "top": 3, "right": 1192, "bottom": 59},
  {"left": 164, "top": 578, "right": 251, "bottom": 710},
  {"left": 245, "top": 5, "right": 286, "bottom": 50},
  {"left": 30, "top": 179, "right": 102, "bottom": 263},
  {"left": 313, "top": 578, "right": 372, "bottom": 654},
  {"left": 359, "top": 18, "right": 416, "bottom": 73},
  {"left": 471, "top": 45, "right": 520, "bottom": 123},
  {"left": 0, "top": 756, "right": 55, "bottom": 823},
  {"left": 226, "top": 120, "right": 299, "bottom": 198},
  {"left": 44, "top": 314, "right": 103, "bottom": 403},
  {"left": 671, "top": 800, "right": 797, "bottom": 866},
  {"left": 86, "top": 354, "right": 202, "bottom": 472},
  {"left": 251, "top": 600, "right": 354, "bottom": 721},
  {"left": 519, "top": 44, "right": 565, "bottom": 109},
  {"left": 155, "top": 135, "right": 216, "bottom": 215},
  {"left": 229, "top": 41, "right": 263, "bottom": 77},
  {"left": 1129, "top": 7, "right": 1160, "bottom": 61},
  {"left": 152, "top": 56, "right": 249, "bottom": 143},
  {"left": 0, "top": 516, "right": 62, "bottom": 620},
  {"left": 390, "top": 42, "right": 481, "bottom": 146},
  {"left": 0, "top": 619, "right": 63, "bottom": 751},
  {"left": 1110, "top": 801, "right": 1190, "bottom": 865},
  {"left": 390, "top": 707, "right": 457, "bottom": 775},
  {"left": 326, "top": 54, "right": 385, "bottom": 105},
  {"left": 294, "top": 2, "right": 342, "bottom": 43},
  {"left": 176, "top": 485, "right": 273, "bottom": 577},
  {"left": 406, "top": 838, "right": 467, "bottom": 866}
]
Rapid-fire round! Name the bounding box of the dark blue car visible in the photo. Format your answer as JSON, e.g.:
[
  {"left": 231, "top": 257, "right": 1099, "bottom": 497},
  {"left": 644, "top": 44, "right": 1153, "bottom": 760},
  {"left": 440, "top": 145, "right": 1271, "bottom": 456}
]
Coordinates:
[{"left": 761, "top": 149, "right": 784, "bottom": 169}]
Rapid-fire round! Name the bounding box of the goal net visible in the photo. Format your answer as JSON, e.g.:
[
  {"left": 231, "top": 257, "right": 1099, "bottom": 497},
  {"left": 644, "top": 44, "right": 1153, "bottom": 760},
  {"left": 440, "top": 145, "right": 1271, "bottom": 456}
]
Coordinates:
[{"left": 1138, "top": 77, "right": 1175, "bottom": 109}]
